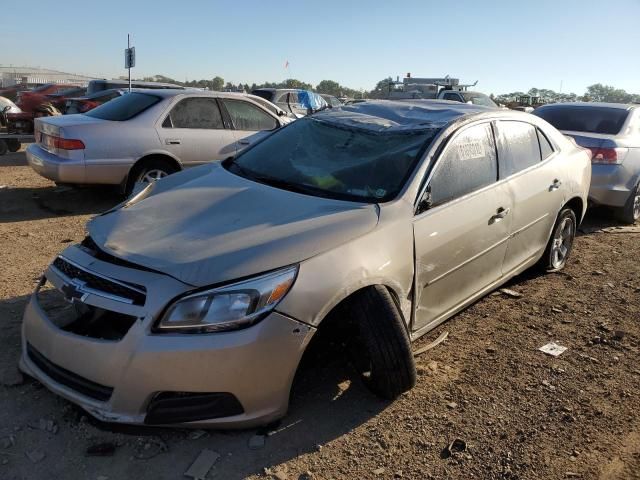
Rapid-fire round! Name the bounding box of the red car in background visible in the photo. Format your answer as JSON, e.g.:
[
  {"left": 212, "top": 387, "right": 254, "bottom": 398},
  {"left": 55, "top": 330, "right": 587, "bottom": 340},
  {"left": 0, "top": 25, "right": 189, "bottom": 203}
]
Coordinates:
[
  {"left": 44, "top": 86, "right": 87, "bottom": 110},
  {"left": 0, "top": 84, "right": 31, "bottom": 102},
  {"left": 7, "top": 84, "right": 86, "bottom": 134},
  {"left": 16, "top": 83, "right": 80, "bottom": 112},
  {"left": 64, "top": 88, "right": 124, "bottom": 114}
]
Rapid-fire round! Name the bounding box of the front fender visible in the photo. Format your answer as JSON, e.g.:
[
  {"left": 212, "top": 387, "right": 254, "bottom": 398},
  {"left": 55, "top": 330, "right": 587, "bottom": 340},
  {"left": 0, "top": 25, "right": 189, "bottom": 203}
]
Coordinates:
[{"left": 276, "top": 201, "right": 415, "bottom": 329}]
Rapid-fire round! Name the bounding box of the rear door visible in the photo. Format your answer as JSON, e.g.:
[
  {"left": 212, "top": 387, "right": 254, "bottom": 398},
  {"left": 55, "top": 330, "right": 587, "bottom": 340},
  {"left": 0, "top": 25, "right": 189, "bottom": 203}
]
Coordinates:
[
  {"left": 220, "top": 98, "right": 279, "bottom": 152},
  {"left": 413, "top": 122, "right": 512, "bottom": 332},
  {"left": 496, "top": 120, "right": 564, "bottom": 274},
  {"left": 157, "top": 96, "right": 237, "bottom": 166}
]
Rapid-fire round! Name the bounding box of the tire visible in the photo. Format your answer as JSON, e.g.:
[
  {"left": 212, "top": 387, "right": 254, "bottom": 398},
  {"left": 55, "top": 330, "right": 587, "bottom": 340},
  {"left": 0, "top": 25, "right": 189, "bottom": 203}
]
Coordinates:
[
  {"left": 615, "top": 181, "right": 640, "bottom": 225},
  {"left": 539, "top": 207, "right": 577, "bottom": 272},
  {"left": 7, "top": 139, "right": 20, "bottom": 153},
  {"left": 0, "top": 140, "right": 7, "bottom": 156},
  {"left": 349, "top": 286, "right": 416, "bottom": 399},
  {"left": 125, "top": 158, "right": 178, "bottom": 196}
]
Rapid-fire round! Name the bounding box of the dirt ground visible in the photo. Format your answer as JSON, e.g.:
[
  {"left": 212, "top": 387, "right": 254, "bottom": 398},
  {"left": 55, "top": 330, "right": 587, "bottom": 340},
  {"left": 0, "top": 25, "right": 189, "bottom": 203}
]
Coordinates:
[{"left": 1, "top": 150, "right": 639, "bottom": 480}]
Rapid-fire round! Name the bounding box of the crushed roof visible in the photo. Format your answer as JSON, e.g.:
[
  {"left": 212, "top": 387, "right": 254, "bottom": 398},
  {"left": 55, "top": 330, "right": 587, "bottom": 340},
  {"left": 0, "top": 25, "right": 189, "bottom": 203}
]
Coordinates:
[{"left": 312, "top": 99, "right": 494, "bottom": 132}]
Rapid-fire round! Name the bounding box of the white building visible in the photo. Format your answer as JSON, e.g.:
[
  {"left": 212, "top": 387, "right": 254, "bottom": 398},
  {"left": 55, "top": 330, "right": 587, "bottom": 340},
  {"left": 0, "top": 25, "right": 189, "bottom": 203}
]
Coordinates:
[{"left": 0, "top": 66, "right": 97, "bottom": 88}]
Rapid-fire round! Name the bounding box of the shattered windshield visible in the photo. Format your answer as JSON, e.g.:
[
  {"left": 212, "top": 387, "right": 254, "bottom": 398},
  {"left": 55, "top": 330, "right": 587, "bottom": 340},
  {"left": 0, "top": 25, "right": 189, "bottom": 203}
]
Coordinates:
[{"left": 226, "top": 117, "right": 438, "bottom": 203}]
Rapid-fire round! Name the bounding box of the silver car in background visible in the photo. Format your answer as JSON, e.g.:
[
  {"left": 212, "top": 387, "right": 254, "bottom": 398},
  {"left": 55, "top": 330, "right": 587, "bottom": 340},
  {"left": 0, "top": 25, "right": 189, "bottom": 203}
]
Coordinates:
[
  {"left": 26, "top": 90, "right": 290, "bottom": 194},
  {"left": 534, "top": 102, "right": 640, "bottom": 223},
  {"left": 21, "top": 101, "right": 590, "bottom": 428}
]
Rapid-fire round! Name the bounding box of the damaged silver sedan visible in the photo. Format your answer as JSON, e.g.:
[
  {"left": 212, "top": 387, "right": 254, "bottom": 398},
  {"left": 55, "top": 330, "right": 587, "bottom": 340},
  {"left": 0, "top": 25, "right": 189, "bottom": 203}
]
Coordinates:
[{"left": 21, "top": 100, "right": 591, "bottom": 427}]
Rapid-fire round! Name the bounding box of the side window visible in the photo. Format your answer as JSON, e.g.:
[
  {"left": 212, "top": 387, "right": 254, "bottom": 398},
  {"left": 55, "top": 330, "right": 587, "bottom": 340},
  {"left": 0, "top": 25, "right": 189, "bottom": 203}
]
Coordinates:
[
  {"left": 442, "top": 92, "right": 462, "bottom": 102},
  {"left": 223, "top": 99, "right": 277, "bottom": 131},
  {"left": 496, "top": 121, "right": 542, "bottom": 178},
  {"left": 428, "top": 123, "right": 498, "bottom": 207},
  {"left": 288, "top": 92, "right": 300, "bottom": 105},
  {"left": 537, "top": 128, "right": 554, "bottom": 160},
  {"left": 164, "top": 97, "right": 223, "bottom": 129},
  {"left": 276, "top": 93, "right": 289, "bottom": 103}
]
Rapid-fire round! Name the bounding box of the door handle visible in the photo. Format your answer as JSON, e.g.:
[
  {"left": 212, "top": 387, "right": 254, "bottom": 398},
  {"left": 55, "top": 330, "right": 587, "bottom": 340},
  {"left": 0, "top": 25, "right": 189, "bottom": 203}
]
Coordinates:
[
  {"left": 490, "top": 207, "right": 510, "bottom": 223},
  {"left": 549, "top": 179, "right": 562, "bottom": 191},
  {"left": 238, "top": 139, "right": 250, "bottom": 146},
  {"left": 165, "top": 139, "right": 181, "bottom": 145}
]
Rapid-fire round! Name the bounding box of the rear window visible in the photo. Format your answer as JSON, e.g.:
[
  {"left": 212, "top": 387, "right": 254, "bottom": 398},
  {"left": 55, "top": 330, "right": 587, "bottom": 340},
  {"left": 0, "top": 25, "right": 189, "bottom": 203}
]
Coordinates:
[
  {"left": 251, "top": 90, "right": 275, "bottom": 102},
  {"left": 85, "top": 93, "right": 160, "bottom": 121},
  {"left": 534, "top": 106, "right": 629, "bottom": 134}
]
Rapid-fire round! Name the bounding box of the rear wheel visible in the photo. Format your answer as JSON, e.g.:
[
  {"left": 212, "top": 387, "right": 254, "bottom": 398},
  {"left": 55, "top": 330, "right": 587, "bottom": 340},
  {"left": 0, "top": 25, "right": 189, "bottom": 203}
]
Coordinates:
[
  {"left": 539, "top": 207, "right": 577, "bottom": 272},
  {"left": 349, "top": 286, "right": 416, "bottom": 399},
  {"left": 7, "top": 139, "right": 20, "bottom": 153},
  {"left": 615, "top": 181, "right": 640, "bottom": 224},
  {"left": 126, "top": 158, "right": 178, "bottom": 196}
]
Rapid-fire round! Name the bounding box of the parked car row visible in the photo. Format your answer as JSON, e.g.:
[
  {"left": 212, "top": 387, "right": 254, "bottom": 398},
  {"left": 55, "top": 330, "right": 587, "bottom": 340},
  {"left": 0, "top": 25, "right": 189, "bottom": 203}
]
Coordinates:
[
  {"left": 21, "top": 97, "right": 617, "bottom": 429},
  {"left": 3, "top": 79, "right": 188, "bottom": 134}
]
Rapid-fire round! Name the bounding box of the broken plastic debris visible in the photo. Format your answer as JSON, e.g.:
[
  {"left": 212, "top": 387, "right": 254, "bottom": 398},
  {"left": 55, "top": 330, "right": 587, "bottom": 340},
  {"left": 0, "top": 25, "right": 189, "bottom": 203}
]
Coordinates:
[
  {"left": 499, "top": 288, "right": 523, "bottom": 298},
  {"left": 414, "top": 331, "right": 449, "bottom": 357},
  {"left": 539, "top": 342, "right": 567, "bottom": 357},
  {"left": 184, "top": 449, "right": 220, "bottom": 480},
  {"left": 441, "top": 438, "right": 467, "bottom": 459}
]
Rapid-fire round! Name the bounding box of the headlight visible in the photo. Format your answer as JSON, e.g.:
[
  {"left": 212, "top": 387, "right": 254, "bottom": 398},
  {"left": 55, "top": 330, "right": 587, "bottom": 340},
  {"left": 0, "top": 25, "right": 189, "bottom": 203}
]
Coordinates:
[{"left": 156, "top": 266, "right": 298, "bottom": 333}]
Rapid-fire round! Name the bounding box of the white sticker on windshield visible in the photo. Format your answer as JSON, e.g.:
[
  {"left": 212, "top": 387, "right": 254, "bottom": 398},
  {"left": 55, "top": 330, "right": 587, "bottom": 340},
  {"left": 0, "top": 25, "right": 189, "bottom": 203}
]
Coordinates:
[{"left": 457, "top": 141, "right": 485, "bottom": 160}]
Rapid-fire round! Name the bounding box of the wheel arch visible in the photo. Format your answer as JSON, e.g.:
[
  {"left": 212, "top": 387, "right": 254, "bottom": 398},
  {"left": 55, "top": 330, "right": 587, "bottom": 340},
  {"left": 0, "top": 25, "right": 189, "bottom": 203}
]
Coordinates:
[
  {"left": 310, "top": 281, "right": 411, "bottom": 335},
  {"left": 563, "top": 196, "right": 585, "bottom": 224}
]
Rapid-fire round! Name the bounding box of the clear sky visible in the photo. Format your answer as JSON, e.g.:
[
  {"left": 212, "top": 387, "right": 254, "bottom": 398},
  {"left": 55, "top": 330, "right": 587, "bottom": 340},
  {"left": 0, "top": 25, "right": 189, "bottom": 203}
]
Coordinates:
[{"left": 2, "top": 0, "right": 639, "bottom": 95}]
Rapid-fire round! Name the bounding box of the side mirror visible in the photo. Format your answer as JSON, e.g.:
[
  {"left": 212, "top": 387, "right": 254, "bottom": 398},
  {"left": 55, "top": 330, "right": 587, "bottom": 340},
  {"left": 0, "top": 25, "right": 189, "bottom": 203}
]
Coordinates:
[{"left": 277, "top": 110, "right": 287, "bottom": 117}]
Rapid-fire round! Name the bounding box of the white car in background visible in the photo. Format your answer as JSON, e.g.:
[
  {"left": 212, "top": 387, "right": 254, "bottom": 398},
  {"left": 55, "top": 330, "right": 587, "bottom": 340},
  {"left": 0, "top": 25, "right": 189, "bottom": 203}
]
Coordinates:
[{"left": 26, "top": 90, "right": 290, "bottom": 194}]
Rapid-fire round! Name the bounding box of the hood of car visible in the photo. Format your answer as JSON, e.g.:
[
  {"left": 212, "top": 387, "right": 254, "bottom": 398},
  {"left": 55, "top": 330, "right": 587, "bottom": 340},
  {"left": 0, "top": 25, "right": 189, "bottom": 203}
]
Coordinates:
[{"left": 87, "top": 164, "right": 379, "bottom": 287}]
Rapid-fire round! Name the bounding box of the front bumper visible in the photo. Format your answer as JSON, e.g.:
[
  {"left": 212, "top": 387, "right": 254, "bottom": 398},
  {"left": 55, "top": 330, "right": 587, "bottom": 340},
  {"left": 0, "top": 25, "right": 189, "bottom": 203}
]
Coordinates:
[
  {"left": 26, "top": 143, "right": 85, "bottom": 184},
  {"left": 589, "top": 163, "right": 637, "bottom": 208},
  {"left": 20, "top": 245, "right": 315, "bottom": 428}
]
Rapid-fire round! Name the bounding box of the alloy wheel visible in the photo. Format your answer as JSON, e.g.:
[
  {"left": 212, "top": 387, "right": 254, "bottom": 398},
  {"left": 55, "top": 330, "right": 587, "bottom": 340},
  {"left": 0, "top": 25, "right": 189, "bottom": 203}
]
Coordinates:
[
  {"left": 141, "top": 169, "right": 168, "bottom": 183},
  {"left": 551, "top": 216, "right": 574, "bottom": 269}
]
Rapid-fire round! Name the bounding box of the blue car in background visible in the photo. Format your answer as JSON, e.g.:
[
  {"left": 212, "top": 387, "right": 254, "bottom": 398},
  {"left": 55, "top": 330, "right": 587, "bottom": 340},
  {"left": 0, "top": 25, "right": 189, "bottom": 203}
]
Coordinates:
[{"left": 251, "top": 88, "right": 328, "bottom": 118}]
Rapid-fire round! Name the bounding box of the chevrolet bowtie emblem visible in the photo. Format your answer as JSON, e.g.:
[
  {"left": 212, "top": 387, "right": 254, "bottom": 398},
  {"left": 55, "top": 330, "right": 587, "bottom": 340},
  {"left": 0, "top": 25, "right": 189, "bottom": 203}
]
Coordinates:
[{"left": 61, "top": 279, "right": 88, "bottom": 303}]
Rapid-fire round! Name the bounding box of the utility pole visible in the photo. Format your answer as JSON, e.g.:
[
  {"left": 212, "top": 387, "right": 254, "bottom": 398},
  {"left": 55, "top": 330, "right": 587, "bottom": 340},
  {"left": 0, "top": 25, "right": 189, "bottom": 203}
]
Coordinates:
[
  {"left": 125, "top": 34, "right": 135, "bottom": 92},
  {"left": 128, "top": 34, "right": 131, "bottom": 92}
]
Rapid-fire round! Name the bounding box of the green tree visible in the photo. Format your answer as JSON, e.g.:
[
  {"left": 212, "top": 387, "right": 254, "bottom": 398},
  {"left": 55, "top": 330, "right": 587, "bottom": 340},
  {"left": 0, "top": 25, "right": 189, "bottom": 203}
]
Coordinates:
[
  {"left": 368, "top": 77, "right": 393, "bottom": 98},
  {"left": 316, "top": 80, "right": 341, "bottom": 96},
  {"left": 585, "top": 84, "right": 634, "bottom": 103},
  {"left": 211, "top": 76, "right": 224, "bottom": 91}
]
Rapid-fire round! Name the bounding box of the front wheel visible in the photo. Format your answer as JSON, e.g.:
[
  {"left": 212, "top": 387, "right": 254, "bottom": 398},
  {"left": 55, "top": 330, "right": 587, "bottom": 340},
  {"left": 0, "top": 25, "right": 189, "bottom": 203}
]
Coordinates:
[
  {"left": 539, "top": 207, "right": 577, "bottom": 272},
  {"left": 349, "top": 286, "right": 417, "bottom": 399},
  {"left": 615, "top": 181, "right": 640, "bottom": 225}
]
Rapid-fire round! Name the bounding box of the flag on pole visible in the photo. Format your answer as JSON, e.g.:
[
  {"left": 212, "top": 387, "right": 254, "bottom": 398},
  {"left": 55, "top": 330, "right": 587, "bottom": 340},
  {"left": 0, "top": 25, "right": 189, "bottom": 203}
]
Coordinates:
[{"left": 284, "top": 60, "right": 289, "bottom": 69}]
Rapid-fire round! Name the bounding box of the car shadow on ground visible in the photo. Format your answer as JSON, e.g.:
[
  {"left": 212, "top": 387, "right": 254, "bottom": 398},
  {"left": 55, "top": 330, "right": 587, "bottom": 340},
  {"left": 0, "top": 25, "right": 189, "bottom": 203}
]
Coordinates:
[{"left": 0, "top": 185, "right": 120, "bottom": 223}]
